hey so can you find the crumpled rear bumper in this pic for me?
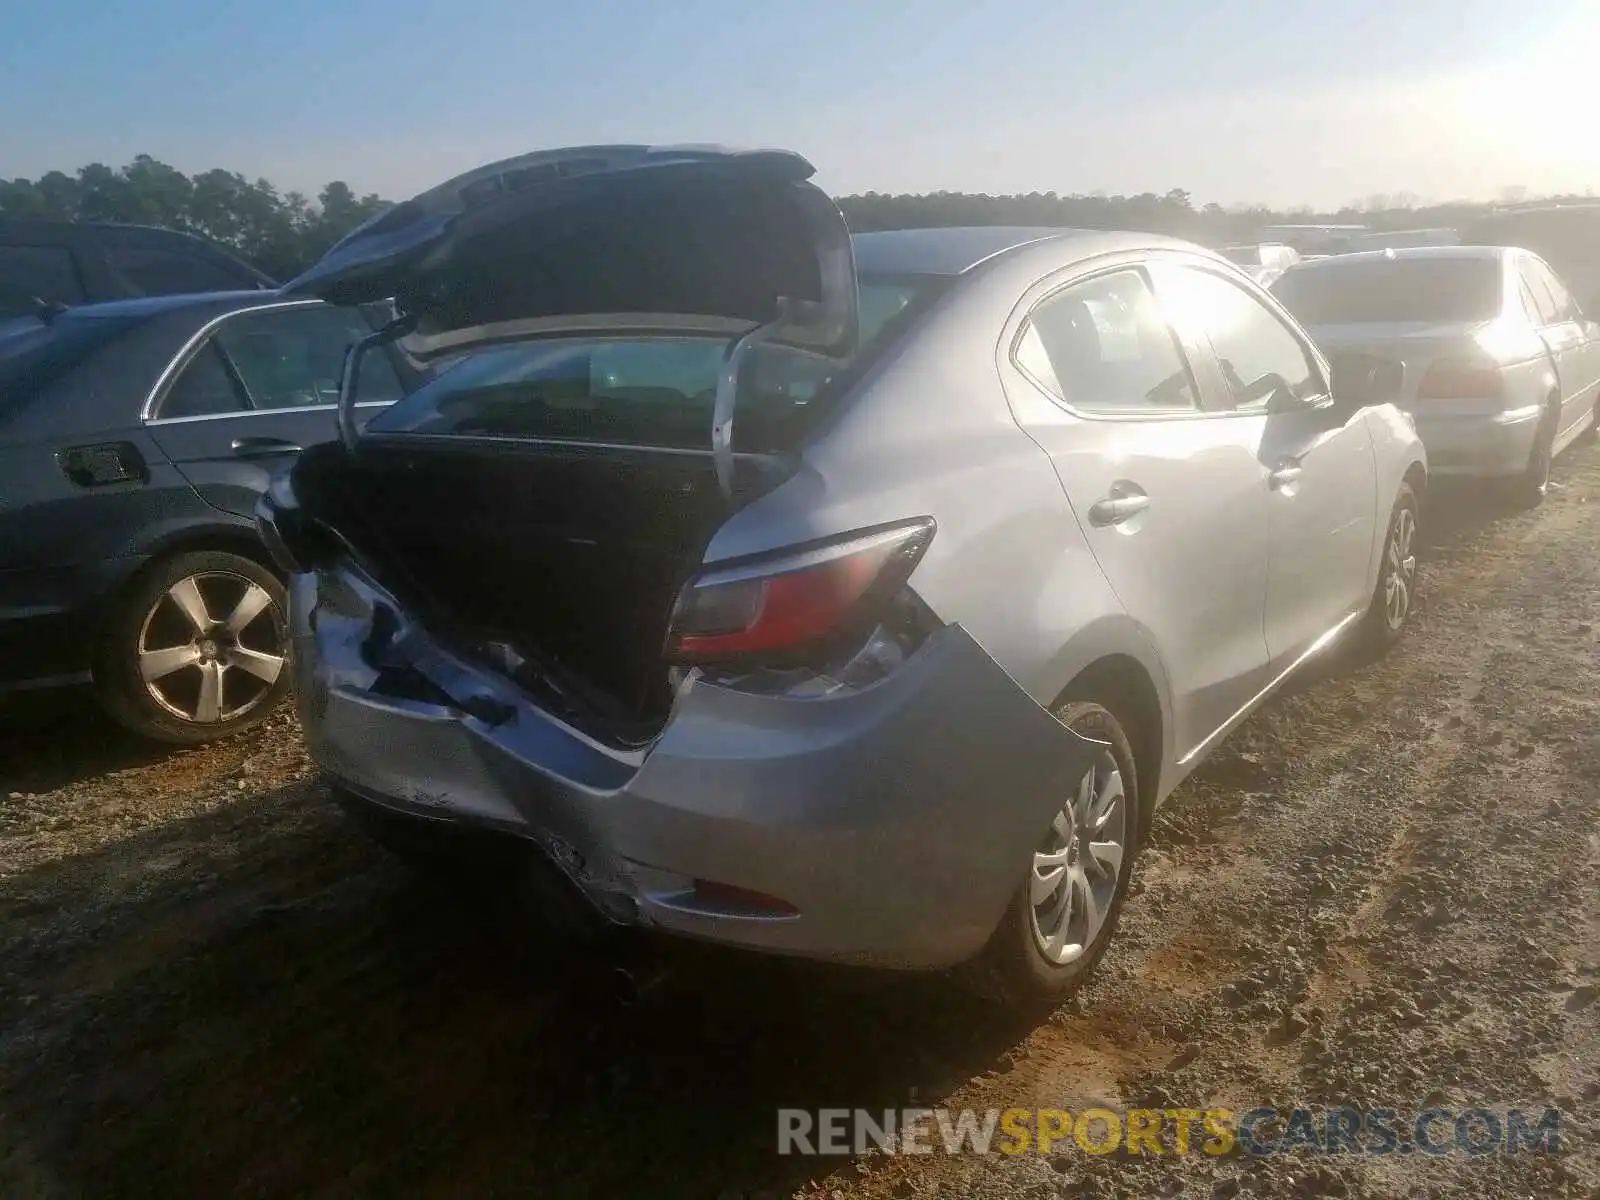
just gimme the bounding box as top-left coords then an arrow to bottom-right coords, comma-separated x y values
291,566 -> 1098,969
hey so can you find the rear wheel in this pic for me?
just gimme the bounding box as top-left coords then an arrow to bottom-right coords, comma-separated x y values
1509,405 -> 1559,508
1357,483 -> 1419,654
963,699 -> 1140,1007
95,550 -> 289,744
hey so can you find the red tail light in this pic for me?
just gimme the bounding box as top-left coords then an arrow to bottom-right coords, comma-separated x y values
665,519 -> 936,663
1417,357 -> 1504,400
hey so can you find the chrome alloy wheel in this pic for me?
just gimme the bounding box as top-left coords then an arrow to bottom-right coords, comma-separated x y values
137,571 -> 286,725
1383,505 -> 1417,631
1029,745 -> 1127,965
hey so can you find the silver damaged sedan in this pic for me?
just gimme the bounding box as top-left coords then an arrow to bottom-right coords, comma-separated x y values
259,144 -> 1428,1004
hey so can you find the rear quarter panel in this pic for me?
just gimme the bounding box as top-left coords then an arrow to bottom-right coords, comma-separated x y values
701,262 -> 1179,791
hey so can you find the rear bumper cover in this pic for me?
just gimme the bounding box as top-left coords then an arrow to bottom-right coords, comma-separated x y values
1409,406 -> 1540,478
292,566 -> 1097,969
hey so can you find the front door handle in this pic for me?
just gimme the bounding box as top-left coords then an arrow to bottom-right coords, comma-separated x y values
1087,488 -> 1151,527
230,436 -> 302,458
1268,462 -> 1304,490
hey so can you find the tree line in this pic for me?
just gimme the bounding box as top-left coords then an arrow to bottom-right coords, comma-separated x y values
0,155 -> 1586,281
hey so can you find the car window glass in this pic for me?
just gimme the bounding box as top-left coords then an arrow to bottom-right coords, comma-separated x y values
1019,270 -> 1197,415
366,279 -> 941,450
0,245 -> 86,315
105,245 -> 254,296
215,307 -> 402,410
1518,279 -> 1546,325
1161,266 -> 1321,411
1519,264 -> 1561,326
161,342 -> 249,418
1530,260 -> 1577,321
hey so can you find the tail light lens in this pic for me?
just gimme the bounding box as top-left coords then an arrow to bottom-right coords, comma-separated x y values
665,518 -> 936,665
1417,356 -> 1505,400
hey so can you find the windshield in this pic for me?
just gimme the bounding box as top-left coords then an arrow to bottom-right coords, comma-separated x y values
1219,247 -> 1260,266
366,277 -> 943,450
1270,257 -> 1504,324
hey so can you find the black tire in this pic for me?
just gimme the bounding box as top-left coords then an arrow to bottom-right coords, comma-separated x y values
1509,405 -> 1559,508
95,549 -> 289,745
1357,482 -> 1421,654
962,699 -> 1142,1008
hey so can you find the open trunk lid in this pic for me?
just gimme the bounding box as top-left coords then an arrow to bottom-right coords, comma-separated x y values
269,145 -> 863,740
281,143 -> 857,363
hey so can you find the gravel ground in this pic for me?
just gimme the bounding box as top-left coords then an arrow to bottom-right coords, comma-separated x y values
1,445 -> 1597,1200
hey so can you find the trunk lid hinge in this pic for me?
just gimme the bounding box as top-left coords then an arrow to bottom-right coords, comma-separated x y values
337,311 -> 418,452
711,299 -> 799,498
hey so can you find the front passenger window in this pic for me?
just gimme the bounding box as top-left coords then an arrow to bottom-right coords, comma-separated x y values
1159,266 -> 1322,411
1017,270 -> 1198,415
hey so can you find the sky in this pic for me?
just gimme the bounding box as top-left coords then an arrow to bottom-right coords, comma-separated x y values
1,0 -> 1597,210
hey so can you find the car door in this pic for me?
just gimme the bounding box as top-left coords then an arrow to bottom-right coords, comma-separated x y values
1000,260 -> 1272,761
1152,262 -> 1379,676
144,302 -> 405,518
1524,256 -> 1600,449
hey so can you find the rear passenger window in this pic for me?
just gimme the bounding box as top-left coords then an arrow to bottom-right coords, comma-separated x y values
1016,270 -> 1198,415
215,306 -> 403,410
161,343 -> 249,418
0,245 -> 86,315
1159,267 -> 1322,411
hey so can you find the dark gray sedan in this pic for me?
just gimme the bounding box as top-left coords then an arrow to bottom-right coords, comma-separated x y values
0,292 -> 411,741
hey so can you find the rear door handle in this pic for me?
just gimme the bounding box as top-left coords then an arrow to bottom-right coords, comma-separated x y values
1087,490 -> 1151,527
1268,463 -> 1303,489
230,436 -> 302,458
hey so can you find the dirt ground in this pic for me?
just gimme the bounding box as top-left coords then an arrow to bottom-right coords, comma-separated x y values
2,447 -> 1597,1200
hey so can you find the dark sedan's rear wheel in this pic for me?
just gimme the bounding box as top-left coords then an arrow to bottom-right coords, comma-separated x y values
96,550 -> 289,745
963,699 -> 1140,1008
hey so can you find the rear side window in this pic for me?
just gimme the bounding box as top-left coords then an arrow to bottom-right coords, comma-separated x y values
1525,258 -> 1578,323
0,245 -> 87,316
105,244 -> 257,297
1015,270 -> 1198,416
215,307 -> 403,411
152,306 -> 403,419
161,343 -> 250,418
1160,266 -> 1322,411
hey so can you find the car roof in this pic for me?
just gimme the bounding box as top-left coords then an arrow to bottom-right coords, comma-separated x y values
47,289 -> 296,322
850,226 -> 1192,277
0,216 -> 221,241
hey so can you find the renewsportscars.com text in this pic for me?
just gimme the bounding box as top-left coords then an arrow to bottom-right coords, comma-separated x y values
777,1105 -> 1563,1158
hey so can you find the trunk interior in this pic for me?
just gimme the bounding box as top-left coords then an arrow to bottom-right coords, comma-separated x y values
290,437 -> 790,742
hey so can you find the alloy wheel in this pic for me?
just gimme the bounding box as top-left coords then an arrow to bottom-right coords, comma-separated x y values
1028,746 -> 1127,965
1383,506 -> 1417,631
137,571 -> 286,725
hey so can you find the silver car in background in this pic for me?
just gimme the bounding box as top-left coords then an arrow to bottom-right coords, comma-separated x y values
1218,242 -> 1301,288
260,145 -> 1426,1006
1273,246 -> 1600,504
